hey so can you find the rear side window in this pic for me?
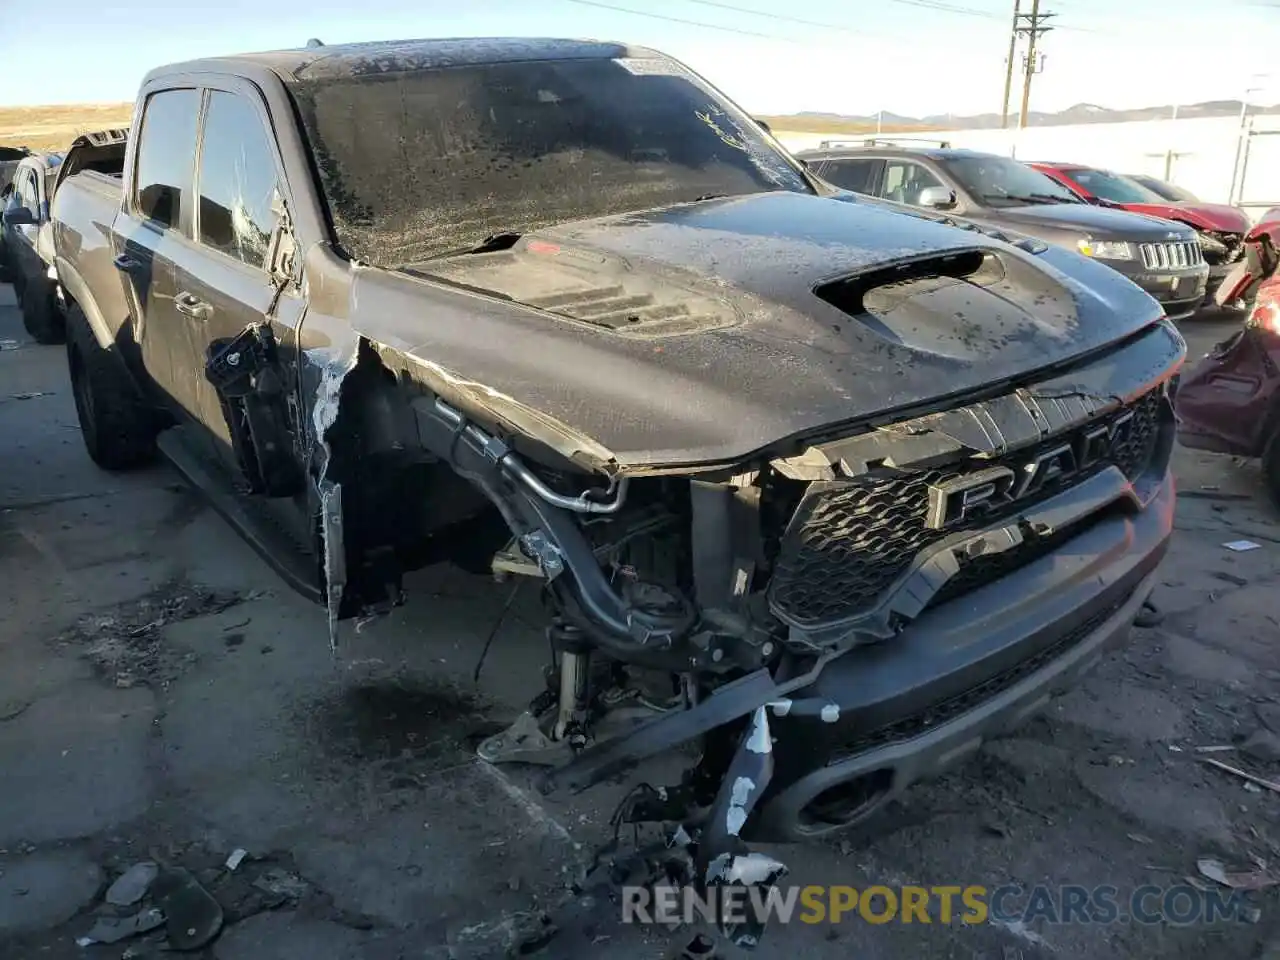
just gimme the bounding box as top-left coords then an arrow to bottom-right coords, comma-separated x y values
16,169 -> 38,210
196,91 -> 279,269
820,158 -> 883,195
133,89 -> 200,229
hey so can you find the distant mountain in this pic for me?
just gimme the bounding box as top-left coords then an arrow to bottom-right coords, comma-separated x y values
761,100 -> 1280,132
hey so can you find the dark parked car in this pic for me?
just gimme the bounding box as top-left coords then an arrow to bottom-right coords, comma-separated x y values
1,130 -> 126,343
1,152 -> 63,340
1176,219 -> 1280,505
0,145 -> 31,196
798,142 -> 1209,320
1030,162 -> 1251,299
53,39 -> 1182,948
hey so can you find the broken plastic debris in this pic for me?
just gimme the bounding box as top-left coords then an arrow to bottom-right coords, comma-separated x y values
0,339 -> 19,351
1223,540 -> 1261,552
150,866 -> 223,951
105,861 -> 159,906
1196,857 -> 1280,891
705,851 -> 788,886
1203,757 -> 1280,794
225,848 -> 248,871
8,391 -> 51,400
252,867 -> 310,900
77,907 -> 165,945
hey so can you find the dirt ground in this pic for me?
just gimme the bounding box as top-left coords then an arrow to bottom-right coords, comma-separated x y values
2,283 -> 1280,960
0,104 -> 132,153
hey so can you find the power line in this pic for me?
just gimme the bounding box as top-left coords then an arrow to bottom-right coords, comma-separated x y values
676,0 -> 899,34
687,0 -> 1002,19
561,0 -> 804,41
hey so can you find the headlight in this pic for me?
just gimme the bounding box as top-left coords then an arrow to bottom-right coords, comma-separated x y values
1077,238 -> 1135,260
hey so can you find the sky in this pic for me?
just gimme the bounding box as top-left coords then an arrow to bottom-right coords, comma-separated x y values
1,0 -> 1277,118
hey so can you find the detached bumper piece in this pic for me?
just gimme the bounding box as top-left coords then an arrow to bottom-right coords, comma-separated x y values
579,706 -> 791,952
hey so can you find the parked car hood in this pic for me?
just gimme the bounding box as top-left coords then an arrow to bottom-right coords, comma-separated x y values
986,201 -> 1195,240
1113,201 -> 1252,234
359,191 -> 1167,470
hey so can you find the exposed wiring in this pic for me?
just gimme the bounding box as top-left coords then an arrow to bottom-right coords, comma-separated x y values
472,580 -> 524,683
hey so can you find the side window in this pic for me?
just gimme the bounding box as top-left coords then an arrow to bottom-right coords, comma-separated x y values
881,161 -> 945,206
134,88 -> 201,229
197,91 -> 279,269
820,159 -> 883,195
17,170 -> 38,210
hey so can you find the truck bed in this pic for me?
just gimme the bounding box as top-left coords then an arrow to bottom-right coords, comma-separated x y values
52,170 -> 129,342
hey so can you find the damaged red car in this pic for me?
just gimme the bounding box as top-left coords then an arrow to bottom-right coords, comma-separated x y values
1030,162 -> 1252,299
1175,220 -> 1280,505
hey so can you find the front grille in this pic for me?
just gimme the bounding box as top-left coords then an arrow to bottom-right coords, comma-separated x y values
769,390 -> 1162,627
828,588 -> 1134,761
1138,240 -> 1203,270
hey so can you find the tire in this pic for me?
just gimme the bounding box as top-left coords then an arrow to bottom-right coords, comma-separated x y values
19,277 -> 64,344
66,302 -> 157,470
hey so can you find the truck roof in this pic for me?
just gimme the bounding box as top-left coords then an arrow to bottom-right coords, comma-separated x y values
145,37 -> 662,86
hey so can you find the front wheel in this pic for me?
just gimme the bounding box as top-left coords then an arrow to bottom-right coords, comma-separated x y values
66,302 -> 157,470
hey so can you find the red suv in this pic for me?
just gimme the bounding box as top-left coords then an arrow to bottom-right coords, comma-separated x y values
1175,220 -> 1280,506
1030,162 -> 1251,298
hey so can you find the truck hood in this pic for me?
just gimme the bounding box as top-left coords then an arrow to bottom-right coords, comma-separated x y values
1113,201 -> 1252,234
367,191 -> 1166,470
982,201 -> 1195,240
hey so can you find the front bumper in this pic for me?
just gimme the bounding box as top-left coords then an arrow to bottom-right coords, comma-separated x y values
751,467 -> 1174,841
1113,263 -> 1209,320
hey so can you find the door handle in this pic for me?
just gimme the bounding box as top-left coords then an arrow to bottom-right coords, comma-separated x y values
112,253 -> 142,274
174,291 -> 212,320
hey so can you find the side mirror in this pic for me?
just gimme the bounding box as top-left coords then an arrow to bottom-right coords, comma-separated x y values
2,205 -> 35,226
917,186 -> 956,210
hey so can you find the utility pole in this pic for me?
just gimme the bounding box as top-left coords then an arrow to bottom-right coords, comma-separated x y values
1015,0 -> 1055,129
1000,0 -> 1021,129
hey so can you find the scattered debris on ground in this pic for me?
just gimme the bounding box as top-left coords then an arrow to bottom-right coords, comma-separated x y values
105,861 -> 159,906
55,579 -> 260,688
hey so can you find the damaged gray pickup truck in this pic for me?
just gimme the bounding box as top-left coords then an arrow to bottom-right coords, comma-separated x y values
52,37 -> 1184,947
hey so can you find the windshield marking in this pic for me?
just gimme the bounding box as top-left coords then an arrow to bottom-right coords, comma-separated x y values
696,106 -> 749,153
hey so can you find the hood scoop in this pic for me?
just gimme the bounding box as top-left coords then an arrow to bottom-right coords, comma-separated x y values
816,248 -> 1081,361
410,238 -> 742,338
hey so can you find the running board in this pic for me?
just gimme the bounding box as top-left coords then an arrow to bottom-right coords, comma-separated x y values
157,428 -> 323,605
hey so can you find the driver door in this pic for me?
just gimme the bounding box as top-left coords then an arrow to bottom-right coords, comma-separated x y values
8,167 -> 41,281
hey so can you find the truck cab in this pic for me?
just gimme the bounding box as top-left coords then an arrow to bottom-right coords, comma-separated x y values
51,41 -> 1184,949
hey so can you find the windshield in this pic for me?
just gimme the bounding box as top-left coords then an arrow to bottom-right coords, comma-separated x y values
943,156 -> 1079,207
1130,175 -> 1197,203
1068,168 -> 1165,204
285,57 -> 813,266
